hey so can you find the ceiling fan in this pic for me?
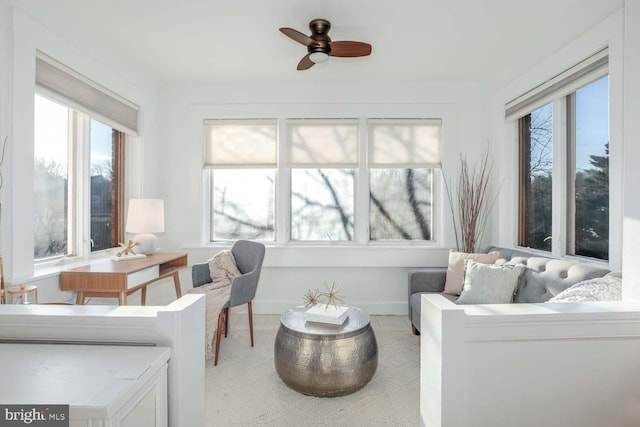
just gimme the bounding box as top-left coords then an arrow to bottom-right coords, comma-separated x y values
279,19 -> 372,70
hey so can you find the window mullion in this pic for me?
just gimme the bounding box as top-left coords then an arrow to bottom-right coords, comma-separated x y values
356,118 -> 369,244
75,113 -> 92,257
551,98 -> 568,258
66,110 -> 80,257
566,93 -> 577,256
277,119 -> 289,244
204,170 -> 213,244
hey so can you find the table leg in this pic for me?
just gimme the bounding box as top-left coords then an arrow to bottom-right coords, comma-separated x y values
141,287 -> 147,306
118,292 -> 126,305
173,271 -> 182,299
75,291 -> 85,305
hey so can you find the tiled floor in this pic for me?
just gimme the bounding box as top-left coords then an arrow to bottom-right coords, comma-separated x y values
205,311 -> 420,426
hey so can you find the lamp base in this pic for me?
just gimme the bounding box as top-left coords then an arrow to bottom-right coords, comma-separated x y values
133,233 -> 158,255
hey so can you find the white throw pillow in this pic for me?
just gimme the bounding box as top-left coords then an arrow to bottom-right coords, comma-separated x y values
456,260 -> 525,305
444,250 -> 500,295
548,276 -> 622,302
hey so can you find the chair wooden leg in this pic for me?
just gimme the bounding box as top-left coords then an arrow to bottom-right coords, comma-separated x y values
215,309 -> 224,366
248,301 -> 254,347
224,307 -> 229,338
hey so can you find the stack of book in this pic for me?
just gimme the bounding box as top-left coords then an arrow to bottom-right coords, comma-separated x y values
305,304 -> 349,325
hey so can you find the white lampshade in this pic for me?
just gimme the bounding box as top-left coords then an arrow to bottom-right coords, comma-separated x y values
126,199 -> 165,254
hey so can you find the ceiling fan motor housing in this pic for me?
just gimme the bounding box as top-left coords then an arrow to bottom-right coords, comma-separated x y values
308,19 -> 332,55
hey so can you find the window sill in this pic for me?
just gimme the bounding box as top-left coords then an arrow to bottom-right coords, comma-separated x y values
32,252 -> 112,281
182,243 -> 452,268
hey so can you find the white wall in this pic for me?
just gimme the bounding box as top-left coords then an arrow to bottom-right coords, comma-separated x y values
3,2 -> 632,314
0,5 -> 160,290
156,81 -> 489,314
489,10 -> 624,271
622,1 -> 640,299
1,2 -> 493,314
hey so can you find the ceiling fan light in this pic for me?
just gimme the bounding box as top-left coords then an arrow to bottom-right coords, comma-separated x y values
309,52 -> 329,63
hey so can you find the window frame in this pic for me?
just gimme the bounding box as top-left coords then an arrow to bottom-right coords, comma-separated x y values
203,116 -> 448,247
516,76 -> 610,262
33,92 -> 126,262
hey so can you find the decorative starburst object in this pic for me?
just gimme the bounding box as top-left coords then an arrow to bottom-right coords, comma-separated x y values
116,240 -> 140,257
303,288 -> 322,308
302,281 -> 347,310
319,280 -> 345,308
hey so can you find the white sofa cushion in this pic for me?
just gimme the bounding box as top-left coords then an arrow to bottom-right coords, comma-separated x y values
456,260 -> 525,305
444,250 -> 499,295
548,276 -> 622,302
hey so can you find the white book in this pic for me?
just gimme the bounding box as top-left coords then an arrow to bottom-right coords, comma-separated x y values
305,305 -> 349,325
110,253 -> 146,261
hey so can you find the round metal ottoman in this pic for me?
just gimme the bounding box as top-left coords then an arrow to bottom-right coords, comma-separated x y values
274,306 -> 378,397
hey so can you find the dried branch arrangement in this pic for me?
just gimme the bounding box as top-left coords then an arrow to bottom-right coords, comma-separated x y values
443,151 -> 497,253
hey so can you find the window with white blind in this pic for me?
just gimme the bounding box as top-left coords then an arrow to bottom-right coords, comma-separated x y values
288,120 -> 357,241
508,48 -> 610,260
203,117 -> 442,243
368,119 -> 440,241
204,120 -> 277,241
34,53 -> 133,261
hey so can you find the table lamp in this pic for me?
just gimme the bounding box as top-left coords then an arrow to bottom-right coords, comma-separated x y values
125,199 -> 165,254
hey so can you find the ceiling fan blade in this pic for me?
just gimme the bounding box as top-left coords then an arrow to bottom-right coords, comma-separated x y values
329,41 -> 372,57
297,54 -> 315,70
279,27 -> 314,46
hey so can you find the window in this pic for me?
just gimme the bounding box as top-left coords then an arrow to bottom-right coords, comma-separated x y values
204,117 -> 442,244
288,120 -> 357,241
204,120 -> 277,241
368,119 -> 440,241
510,49 -> 609,260
34,54 -> 135,261
34,94 -> 125,259
569,76 -> 609,259
34,95 -> 69,258
519,103 -> 553,251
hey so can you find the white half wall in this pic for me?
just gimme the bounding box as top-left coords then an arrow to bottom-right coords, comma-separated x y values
0,294 -> 207,427
421,294 -> 640,427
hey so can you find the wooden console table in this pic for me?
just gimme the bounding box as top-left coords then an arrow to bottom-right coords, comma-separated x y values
60,253 -> 188,305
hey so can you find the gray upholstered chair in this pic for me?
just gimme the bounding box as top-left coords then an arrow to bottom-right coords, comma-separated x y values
191,240 -> 266,365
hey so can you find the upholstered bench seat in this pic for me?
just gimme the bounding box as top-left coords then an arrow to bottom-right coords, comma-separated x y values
408,246 -> 611,334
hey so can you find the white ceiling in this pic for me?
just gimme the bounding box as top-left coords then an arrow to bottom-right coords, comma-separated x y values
8,0 -> 622,86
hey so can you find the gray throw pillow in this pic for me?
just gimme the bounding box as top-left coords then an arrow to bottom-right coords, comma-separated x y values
456,260 -> 525,305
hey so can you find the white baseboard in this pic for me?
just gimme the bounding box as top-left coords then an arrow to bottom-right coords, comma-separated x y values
249,300 -> 407,316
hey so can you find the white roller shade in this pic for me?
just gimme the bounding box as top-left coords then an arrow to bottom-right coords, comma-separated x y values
505,48 -> 608,122
35,53 -> 139,135
287,119 -> 358,167
204,119 -> 277,167
367,119 -> 442,168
